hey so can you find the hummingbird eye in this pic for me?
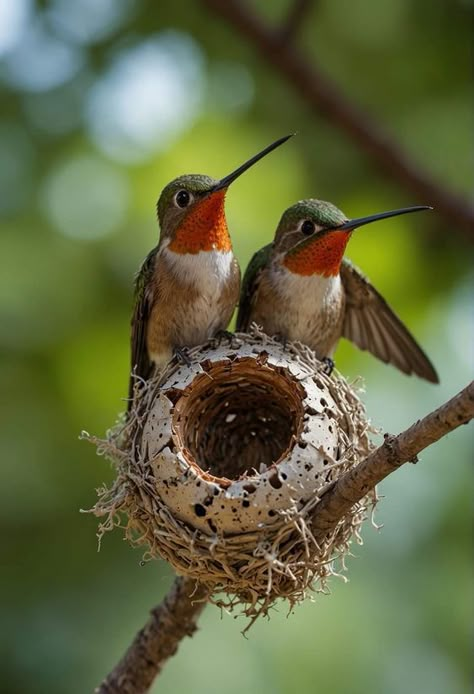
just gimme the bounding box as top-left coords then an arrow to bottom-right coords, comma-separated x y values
174,189 -> 192,208
301,220 -> 315,235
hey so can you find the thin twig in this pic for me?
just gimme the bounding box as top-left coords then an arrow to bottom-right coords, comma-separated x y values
96,577 -> 209,694
279,0 -> 314,42
311,380 -> 474,539
201,0 -> 474,240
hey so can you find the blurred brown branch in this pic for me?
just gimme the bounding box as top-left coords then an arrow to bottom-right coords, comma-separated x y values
279,0 -> 314,42
96,577 -> 209,694
201,0 -> 474,241
95,380 -> 473,694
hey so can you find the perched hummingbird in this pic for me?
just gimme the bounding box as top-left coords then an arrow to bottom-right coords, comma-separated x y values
237,200 -> 438,382
128,134 -> 293,408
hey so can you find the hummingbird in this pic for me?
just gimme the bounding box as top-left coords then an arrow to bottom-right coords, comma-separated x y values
128,134 -> 293,409
237,200 -> 438,383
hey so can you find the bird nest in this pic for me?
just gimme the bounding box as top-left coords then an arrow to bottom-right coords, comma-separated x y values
84,328 -> 377,622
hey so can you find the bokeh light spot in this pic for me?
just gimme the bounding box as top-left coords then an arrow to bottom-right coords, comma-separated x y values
47,0 -> 134,45
1,16 -> 84,92
0,0 -> 31,57
85,31 -> 205,162
42,155 -> 130,240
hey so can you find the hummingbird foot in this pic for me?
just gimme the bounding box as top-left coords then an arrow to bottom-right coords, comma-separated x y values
322,357 -> 335,376
214,329 -> 243,351
214,329 -> 235,346
174,347 -> 192,367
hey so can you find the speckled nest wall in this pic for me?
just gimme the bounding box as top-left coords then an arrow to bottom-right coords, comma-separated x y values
84,328 -> 377,621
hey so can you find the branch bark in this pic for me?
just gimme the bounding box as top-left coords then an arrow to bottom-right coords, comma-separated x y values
311,380 -> 474,539
201,0 -> 474,240
97,381 -> 473,694
279,0 -> 314,42
96,577 -> 209,694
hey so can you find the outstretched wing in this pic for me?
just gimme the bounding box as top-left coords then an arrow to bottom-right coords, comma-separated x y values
128,248 -> 158,409
236,244 -> 272,331
340,259 -> 439,383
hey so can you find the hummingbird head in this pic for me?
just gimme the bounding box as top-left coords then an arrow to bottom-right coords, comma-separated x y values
275,199 -> 432,278
157,174 -> 228,253
157,134 -> 294,255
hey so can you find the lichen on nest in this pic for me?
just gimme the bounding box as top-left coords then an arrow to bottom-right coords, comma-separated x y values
83,327 -> 377,624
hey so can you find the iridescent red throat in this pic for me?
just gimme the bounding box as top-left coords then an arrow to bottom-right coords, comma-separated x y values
283,230 -> 351,277
168,190 -> 232,254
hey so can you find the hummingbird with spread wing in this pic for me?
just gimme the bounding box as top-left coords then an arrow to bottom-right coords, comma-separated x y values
128,134 -> 293,409
237,200 -> 438,383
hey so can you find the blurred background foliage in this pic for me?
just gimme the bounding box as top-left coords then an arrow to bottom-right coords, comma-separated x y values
0,0 -> 472,692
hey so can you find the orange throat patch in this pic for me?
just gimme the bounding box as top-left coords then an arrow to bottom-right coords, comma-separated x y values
283,230 -> 351,277
168,189 -> 232,254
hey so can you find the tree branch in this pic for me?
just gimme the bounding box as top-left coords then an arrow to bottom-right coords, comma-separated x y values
96,381 -> 473,694
201,0 -> 474,240
311,380 -> 474,539
96,577 -> 209,694
279,0 -> 314,43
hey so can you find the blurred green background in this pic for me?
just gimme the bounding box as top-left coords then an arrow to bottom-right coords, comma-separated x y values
1,1 -> 472,692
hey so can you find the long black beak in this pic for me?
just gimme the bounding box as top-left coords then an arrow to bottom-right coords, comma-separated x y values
213,134 -> 295,192
337,205 -> 433,231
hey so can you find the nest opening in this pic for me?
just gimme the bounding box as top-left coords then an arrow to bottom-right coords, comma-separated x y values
171,357 -> 306,482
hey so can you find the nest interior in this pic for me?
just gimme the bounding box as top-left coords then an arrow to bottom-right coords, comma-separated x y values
87,331 -> 376,623
171,355 -> 306,481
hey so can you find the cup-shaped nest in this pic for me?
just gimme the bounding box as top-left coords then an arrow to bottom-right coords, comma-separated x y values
86,329 -> 376,621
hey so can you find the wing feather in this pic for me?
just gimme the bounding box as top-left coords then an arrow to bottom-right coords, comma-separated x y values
128,248 -> 158,409
236,244 -> 272,332
340,259 -> 438,383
